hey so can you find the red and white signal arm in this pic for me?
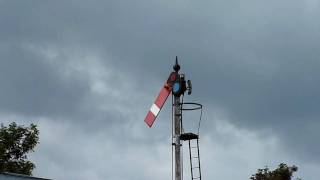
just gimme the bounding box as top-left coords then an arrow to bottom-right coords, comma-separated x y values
144,72 -> 179,127
144,84 -> 172,127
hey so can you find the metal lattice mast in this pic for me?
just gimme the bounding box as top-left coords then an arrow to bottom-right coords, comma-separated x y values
174,91 -> 182,180
173,57 -> 182,180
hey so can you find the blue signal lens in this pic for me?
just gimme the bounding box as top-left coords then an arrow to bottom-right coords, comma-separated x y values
173,82 -> 180,93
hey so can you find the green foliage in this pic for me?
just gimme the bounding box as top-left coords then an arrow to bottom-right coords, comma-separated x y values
250,163 -> 300,180
0,122 -> 39,175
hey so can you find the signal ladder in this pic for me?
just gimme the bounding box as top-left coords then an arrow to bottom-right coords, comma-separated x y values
180,133 -> 202,180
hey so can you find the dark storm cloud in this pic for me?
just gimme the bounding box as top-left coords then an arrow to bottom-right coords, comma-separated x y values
68,0 -> 320,162
83,0 -> 320,162
1,0 -> 320,175
0,44 -> 90,117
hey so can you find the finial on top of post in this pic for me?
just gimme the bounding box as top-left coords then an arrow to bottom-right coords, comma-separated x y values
173,56 -> 181,72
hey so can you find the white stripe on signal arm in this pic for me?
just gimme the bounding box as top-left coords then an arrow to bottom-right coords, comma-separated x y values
150,103 -> 160,116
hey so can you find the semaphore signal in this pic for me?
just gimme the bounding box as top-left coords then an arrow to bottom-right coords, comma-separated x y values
144,57 -> 203,180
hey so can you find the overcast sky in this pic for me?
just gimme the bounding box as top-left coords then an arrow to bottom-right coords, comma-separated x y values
1,1 -> 320,180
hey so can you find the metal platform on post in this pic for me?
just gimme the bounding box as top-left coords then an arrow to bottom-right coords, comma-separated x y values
179,102 -> 203,180
180,133 -> 199,141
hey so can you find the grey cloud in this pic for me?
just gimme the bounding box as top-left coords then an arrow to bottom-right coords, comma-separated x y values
0,44 -> 90,118
1,0 -> 320,179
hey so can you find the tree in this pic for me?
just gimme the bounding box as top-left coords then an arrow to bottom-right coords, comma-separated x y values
0,122 -> 39,175
250,163 -> 300,180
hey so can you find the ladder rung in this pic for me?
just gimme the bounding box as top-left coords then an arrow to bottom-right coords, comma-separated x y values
193,177 -> 201,179
191,147 -> 197,148
192,167 -> 200,169
192,156 -> 199,158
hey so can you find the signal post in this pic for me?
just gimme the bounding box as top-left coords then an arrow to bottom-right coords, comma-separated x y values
144,57 -> 201,180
